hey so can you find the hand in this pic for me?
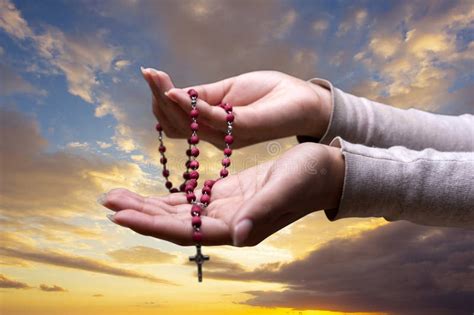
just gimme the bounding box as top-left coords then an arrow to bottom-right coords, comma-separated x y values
141,68 -> 332,149
100,143 -> 344,247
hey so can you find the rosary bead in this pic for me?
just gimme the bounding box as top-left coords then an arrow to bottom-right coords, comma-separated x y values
187,89 -> 198,98
159,145 -> 166,153
219,102 -> 226,109
186,149 -> 192,157
186,192 -> 196,202
183,172 -> 190,180
170,188 -> 179,193
191,204 -> 202,214
190,122 -> 199,131
165,181 -> 173,189
220,168 -> 229,177
185,184 -> 195,193
187,178 -> 198,188
190,108 -> 199,118
192,216 -> 202,227
204,179 -> 215,188
189,160 -> 199,169
188,135 -> 199,145
224,135 -> 234,144
192,231 -> 203,243
226,113 -> 235,122
162,169 -> 170,177
185,160 -> 191,168
200,194 -> 210,204
155,123 -> 163,132
180,183 -> 186,192
202,186 -> 212,195
189,170 -> 199,180
160,157 -> 167,164
223,148 -> 232,156
224,104 -> 233,112
222,157 -> 231,167
191,147 -> 200,157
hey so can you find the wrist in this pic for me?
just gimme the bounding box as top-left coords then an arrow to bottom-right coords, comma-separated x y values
305,81 -> 332,139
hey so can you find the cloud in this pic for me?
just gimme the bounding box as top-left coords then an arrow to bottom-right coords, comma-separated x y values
114,59 -> 131,70
107,246 -> 177,264
96,141 -> 112,149
66,141 -> 90,149
205,222 -> 474,315
0,0 -> 33,39
311,20 -> 329,35
0,274 -> 31,289
92,294 -> 104,297
0,239 -> 175,285
0,63 -> 46,96
39,284 -> 67,292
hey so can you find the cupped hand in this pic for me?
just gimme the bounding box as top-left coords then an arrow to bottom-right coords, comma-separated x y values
141,68 -> 332,149
100,143 -> 344,247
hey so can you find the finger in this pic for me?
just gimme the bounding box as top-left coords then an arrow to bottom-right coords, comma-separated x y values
229,184 -> 280,247
141,68 -> 184,137
165,87 -> 229,132
183,77 -> 234,105
111,210 -> 231,246
100,188 -> 176,215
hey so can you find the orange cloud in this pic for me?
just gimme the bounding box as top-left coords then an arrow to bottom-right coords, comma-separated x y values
0,274 -> 31,289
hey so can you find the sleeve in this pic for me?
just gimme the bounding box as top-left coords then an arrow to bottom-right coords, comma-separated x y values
297,78 -> 474,152
324,137 -> 474,229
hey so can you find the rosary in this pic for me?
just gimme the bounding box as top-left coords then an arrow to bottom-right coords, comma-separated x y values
155,88 -> 234,282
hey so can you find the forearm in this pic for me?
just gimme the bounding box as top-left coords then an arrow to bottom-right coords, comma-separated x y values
323,138 -> 474,229
303,78 -> 474,152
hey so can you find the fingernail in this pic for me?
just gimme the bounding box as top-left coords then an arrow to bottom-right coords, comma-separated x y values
149,69 -> 160,88
233,219 -> 253,247
140,66 -> 148,79
97,193 -> 107,205
106,213 -> 116,223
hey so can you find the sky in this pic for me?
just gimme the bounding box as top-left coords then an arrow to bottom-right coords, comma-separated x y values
0,0 -> 473,314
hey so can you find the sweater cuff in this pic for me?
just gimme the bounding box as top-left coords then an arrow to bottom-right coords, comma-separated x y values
323,137 -> 397,222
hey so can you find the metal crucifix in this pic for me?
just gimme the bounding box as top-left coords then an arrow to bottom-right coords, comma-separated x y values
189,245 -> 210,282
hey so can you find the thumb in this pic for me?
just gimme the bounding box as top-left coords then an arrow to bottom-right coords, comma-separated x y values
230,187 -> 275,247
165,88 -> 228,131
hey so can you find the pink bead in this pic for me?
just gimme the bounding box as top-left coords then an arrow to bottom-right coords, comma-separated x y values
200,194 -> 210,204
224,104 -> 233,112
222,157 -> 231,167
202,186 -> 211,195
191,204 -> 202,214
190,109 -> 199,118
160,157 -> 167,164
186,149 -> 192,157
191,147 -> 200,157
219,102 -> 226,109
170,188 -> 179,193
204,180 -> 215,188
192,216 -> 202,227
192,231 -> 203,243
189,160 -> 199,169
155,123 -> 163,132
226,113 -> 234,122
189,170 -> 199,180
187,179 -> 198,188
224,135 -> 234,144
165,181 -> 173,189
159,145 -> 166,153
190,122 -> 199,131
188,135 -> 199,144
187,89 -> 198,98
183,172 -> 190,180
186,192 -> 196,202
162,169 -> 170,177
220,168 -> 229,177
224,148 -> 232,156
179,183 -> 186,192
185,184 -> 194,193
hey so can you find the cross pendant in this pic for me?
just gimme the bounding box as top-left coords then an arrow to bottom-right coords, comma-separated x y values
189,245 -> 210,282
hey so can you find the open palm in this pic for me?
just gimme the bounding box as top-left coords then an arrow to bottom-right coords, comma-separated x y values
102,143 -> 343,247
142,69 -> 331,149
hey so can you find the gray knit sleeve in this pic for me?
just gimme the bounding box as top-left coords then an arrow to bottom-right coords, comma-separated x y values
298,78 -> 474,152
325,137 -> 474,229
